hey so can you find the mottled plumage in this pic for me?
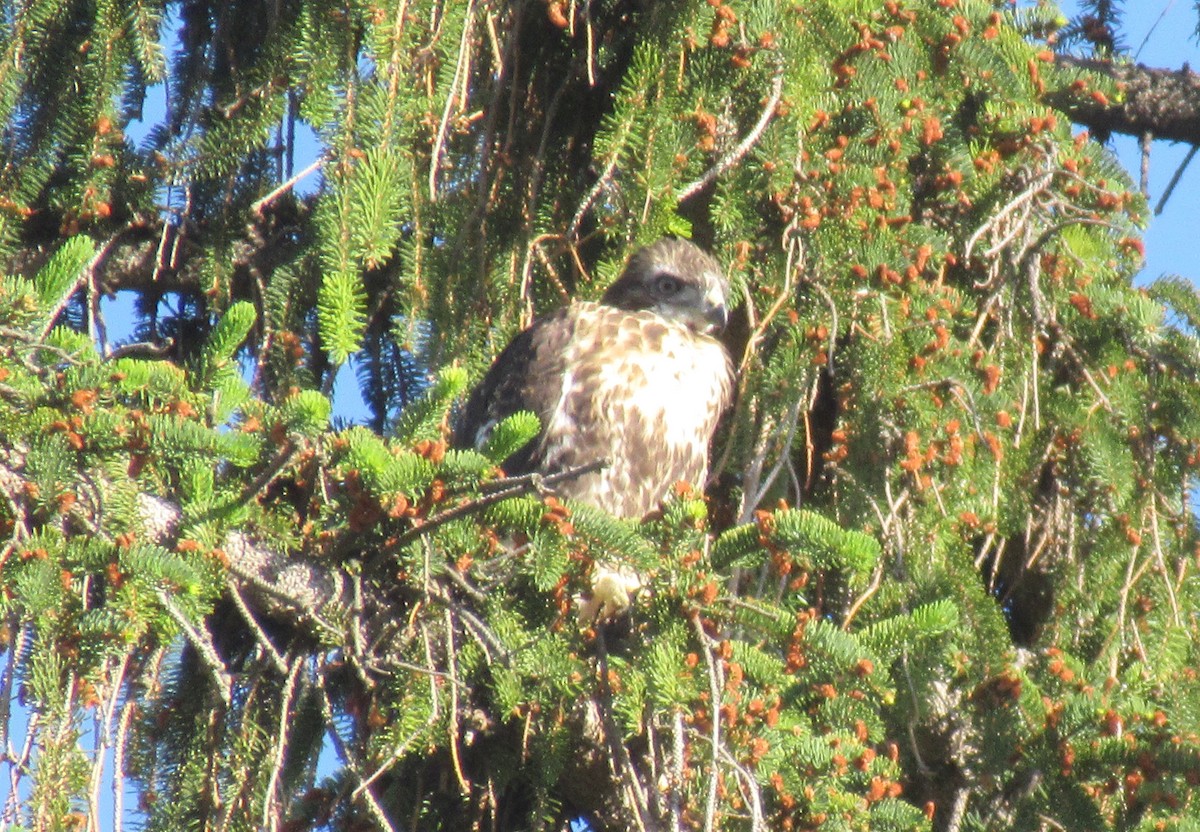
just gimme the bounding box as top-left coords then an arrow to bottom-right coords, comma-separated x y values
456,238 -> 734,519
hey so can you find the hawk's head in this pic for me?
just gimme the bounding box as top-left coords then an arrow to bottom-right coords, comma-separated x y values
601,239 -> 729,335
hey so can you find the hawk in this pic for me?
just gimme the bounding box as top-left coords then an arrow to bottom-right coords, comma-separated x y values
457,238 -> 735,522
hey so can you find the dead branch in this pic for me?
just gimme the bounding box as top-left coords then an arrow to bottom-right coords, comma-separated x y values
1051,55 -> 1200,146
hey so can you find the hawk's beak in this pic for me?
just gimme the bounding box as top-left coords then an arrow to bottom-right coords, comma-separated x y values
703,301 -> 728,333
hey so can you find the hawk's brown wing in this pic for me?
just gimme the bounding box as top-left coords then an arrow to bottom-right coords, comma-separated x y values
454,306 -> 576,476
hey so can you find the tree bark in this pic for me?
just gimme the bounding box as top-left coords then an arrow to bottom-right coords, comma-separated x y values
1051,55 -> 1200,145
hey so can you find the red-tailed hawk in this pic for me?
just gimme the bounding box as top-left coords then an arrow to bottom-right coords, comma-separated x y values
457,238 -> 734,522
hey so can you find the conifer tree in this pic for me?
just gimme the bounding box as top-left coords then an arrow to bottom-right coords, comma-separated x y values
1,1 -> 1199,831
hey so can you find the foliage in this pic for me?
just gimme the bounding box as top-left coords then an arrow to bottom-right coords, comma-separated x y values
1,1 -> 1199,831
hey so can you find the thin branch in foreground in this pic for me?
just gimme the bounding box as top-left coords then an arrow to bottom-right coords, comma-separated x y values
314,673 -> 398,832
252,155 -> 326,216
444,609 -> 471,798
594,627 -> 654,831
157,590 -> 232,707
670,709 -> 686,832
261,658 -> 303,832
355,706 -> 440,798
568,153 -> 621,241
714,743 -> 766,832
228,581 -> 288,675
87,653 -> 130,829
692,614 -> 723,832
676,66 -> 785,202
381,459 -> 608,555
234,440 -> 299,511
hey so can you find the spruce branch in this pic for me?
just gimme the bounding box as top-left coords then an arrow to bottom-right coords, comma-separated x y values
1050,55 -> 1200,145
428,0 -> 477,201
37,236 -> 116,341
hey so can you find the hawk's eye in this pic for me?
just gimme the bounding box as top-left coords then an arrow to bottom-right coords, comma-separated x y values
653,274 -> 683,296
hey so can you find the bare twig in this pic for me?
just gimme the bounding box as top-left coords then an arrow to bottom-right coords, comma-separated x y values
111,664 -> 140,832
1139,131 -> 1152,196
381,459 -> 607,555
429,0 -> 476,200
568,153 -> 621,242
1154,144 -> 1197,215
965,170 -> 1056,270
157,590 -> 232,706
3,710 -> 38,826
0,619 -> 26,760
1108,547 -> 1151,679
315,674 -> 398,832
711,743 -> 765,832
261,658 -> 303,832
745,391 -> 806,512
348,574 -> 375,689
356,706 -> 439,797
594,628 -> 654,831
87,654 -> 129,832
691,614 -> 722,832
234,441 -> 297,506
1146,495 -> 1181,627
252,155 -> 326,216
842,562 -> 884,629
228,581 -> 288,674
444,610 -> 471,797
438,563 -> 489,604
676,66 -> 785,202
105,340 -> 174,360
